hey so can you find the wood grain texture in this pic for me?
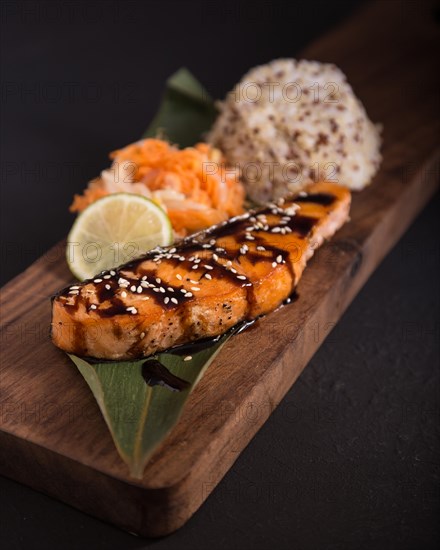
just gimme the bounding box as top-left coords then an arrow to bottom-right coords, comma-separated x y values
0,0 -> 438,537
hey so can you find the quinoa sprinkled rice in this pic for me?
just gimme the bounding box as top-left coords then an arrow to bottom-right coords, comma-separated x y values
208,58 -> 381,202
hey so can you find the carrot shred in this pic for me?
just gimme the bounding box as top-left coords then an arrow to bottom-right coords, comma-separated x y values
70,139 -> 245,235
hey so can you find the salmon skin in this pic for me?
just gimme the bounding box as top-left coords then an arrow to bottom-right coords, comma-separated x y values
52,182 -> 351,360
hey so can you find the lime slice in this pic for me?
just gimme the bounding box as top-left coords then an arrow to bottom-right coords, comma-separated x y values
66,193 -> 173,280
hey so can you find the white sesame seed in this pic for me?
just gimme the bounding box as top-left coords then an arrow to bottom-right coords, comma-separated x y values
205,273 -> 212,280
179,256 -> 185,261
90,304 -> 97,310
164,297 -> 170,305
272,227 -> 281,233
272,262 -> 277,268
156,278 -> 161,284
230,268 -> 237,274
185,292 -> 193,298
191,287 -> 200,291
213,254 -> 219,261
277,255 -> 283,263
121,291 -> 127,298
180,289 -> 187,294
176,274 -> 182,280
137,286 -> 143,293
105,284 -> 111,290
226,260 -> 232,267
184,355 -> 192,362
110,270 -> 116,276
153,288 -> 160,292
140,332 -> 145,339
69,285 -> 80,290
257,246 -> 266,251
130,285 -> 136,292
167,287 -> 174,292
159,287 -> 165,293
203,264 -> 214,270
188,256 -> 194,262
169,247 -> 176,253
94,278 -> 102,283
171,297 -> 178,305
192,265 -> 199,270
236,275 -> 247,280
190,279 -> 198,284
141,275 -> 147,280
103,274 -> 111,279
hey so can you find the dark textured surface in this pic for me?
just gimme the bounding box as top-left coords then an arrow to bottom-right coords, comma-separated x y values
1,1 -> 439,549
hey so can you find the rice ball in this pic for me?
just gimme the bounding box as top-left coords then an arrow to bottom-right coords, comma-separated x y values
208,58 -> 382,203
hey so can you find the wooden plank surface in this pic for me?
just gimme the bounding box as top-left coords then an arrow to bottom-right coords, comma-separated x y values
0,0 -> 439,537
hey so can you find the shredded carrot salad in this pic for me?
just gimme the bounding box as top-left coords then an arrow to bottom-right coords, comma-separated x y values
70,139 -> 245,236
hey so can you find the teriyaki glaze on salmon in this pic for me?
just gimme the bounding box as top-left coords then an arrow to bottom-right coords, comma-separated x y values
51,181 -> 351,360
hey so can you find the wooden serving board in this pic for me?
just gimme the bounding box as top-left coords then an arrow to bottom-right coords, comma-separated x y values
0,0 -> 438,538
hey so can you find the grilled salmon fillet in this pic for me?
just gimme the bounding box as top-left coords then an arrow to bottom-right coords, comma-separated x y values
52,181 -> 351,360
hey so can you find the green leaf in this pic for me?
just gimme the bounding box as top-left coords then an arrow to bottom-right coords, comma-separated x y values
67,328 -> 237,479
142,67 -> 217,147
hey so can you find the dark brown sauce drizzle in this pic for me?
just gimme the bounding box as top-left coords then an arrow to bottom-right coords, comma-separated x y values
288,215 -> 318,237
294,193 -> 336,206
142,360 -> 190,392
165,318 -> 256,357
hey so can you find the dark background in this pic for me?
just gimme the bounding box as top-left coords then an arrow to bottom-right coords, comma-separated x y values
1,1 -> 439,549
